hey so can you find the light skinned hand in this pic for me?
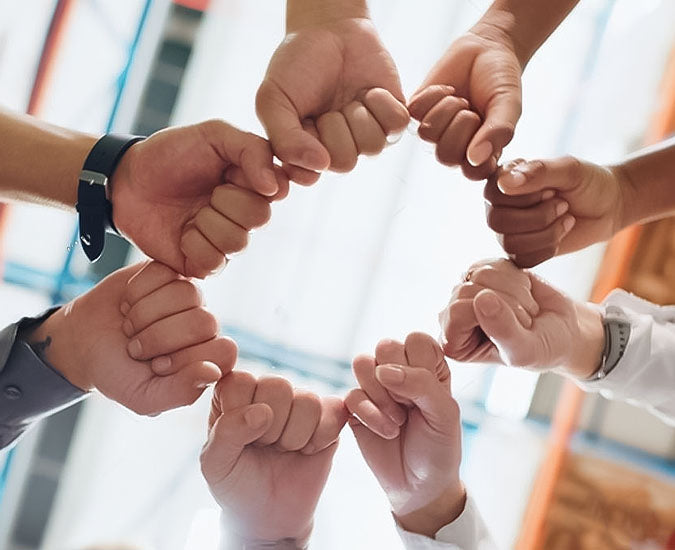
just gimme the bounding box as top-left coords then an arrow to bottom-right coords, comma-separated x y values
201,372 -> 348,546
256,16 -> 409,179
345,332 -> 466,538
110,120 -> 290,278
26,261 -> 237,416
440,259 -> 604,378
408,29 -> 522,180
486,156 -> 627,267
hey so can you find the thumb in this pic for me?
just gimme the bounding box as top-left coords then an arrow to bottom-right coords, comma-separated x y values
200,403 -> 273,483
374,365 -> 456,435
256,80 -> 330,171
466,91 -> 521,167
472,289 -> 535,367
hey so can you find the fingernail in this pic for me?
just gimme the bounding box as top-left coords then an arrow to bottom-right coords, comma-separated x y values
302,443 -> 315,455
556,201 -> 569,217
195,380 -> 211,390
375,365 -> 405,385
120,301 -> 130,315
476,293 -> 501,317
389,406 -> 408,426
244,405 -> 269,429
467,141 -> 493,167
508,170 -> 527,186
128,339 -> 142,359
152,356 -> 172,373
122,319 -> 134,337
563,215 -> 576,234
383,424 -> 401,439
542,190 -> 555,200
302,150 -> 328,171
386,132 -> 403,145
260,168 -> 279,196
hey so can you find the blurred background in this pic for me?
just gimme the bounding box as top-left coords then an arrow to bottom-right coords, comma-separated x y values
0,1 -> 674,549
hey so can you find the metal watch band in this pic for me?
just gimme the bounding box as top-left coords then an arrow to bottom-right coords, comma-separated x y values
76,134 -> 144,262
587,305 -> 631,381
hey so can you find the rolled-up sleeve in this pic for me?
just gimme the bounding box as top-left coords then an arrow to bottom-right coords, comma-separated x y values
396,495 -> 498,550
575,290 -> 675,426
0,308 -> 87,450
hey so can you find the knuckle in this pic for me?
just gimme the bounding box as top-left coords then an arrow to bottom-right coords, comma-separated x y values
295,392 -> 321,415
248,200 -> 272,228
211,185 -> 229,208
436,144 -> 460,166
191,308 -> 219,339
259,375 -> 293,398
470,266 -> 492,285
563,155 -> 583,179
485,206 -> 505,231
500,234 -> 520,254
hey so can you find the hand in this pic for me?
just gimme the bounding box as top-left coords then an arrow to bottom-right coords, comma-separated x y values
439,259 -> 604,378
201,372 -> 348,546
408,28 -> 522,180
111,120 -> 290,278
485,156 -> 628,267
256,15 -> 409,178
28,261 -> 236,415
345,332 -> 466,537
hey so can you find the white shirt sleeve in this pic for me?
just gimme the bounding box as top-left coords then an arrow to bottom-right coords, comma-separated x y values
396,495 -> 498,550
575,289 -> 675,426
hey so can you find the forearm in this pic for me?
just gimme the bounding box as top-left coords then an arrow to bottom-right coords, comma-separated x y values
396,483 -> 467,539
286,0 -> 368,32
474,0 -> 580,67
575,290 -> 675,425
615,136 -> 675,229
0,107 -> 96,209
0,310 -> 87,450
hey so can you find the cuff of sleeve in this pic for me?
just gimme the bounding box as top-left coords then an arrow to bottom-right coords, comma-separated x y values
574,290 -> 675,399
0,309 -> 87,449
396,495 -> 486,550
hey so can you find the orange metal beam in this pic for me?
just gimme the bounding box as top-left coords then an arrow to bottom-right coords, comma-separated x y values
516,45 -> 675,550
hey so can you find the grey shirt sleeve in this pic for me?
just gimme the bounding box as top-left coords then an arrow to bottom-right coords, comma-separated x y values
0,308 -> 87,450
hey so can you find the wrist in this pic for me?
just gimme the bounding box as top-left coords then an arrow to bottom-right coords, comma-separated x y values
563,303 -> 605,379
223,516 -> 312,550
470,11 -> 529,69
395,482 -> 467,539
286,0 -> 368,32
609,161 -> 639,231
22,305 -> 93,391
108,144 -> 136,239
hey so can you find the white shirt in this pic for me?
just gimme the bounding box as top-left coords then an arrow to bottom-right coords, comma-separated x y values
398,289 -> 675,549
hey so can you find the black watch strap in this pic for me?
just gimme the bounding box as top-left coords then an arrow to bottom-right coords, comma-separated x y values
76,134 -> 144,262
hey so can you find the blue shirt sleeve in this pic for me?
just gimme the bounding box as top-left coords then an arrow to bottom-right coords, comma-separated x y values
0,308 -> 87,450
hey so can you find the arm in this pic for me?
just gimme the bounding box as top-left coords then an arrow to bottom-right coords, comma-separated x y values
0,260 -> 236,449
345,332 -> 497,549
442,260 -> 675,425
576,290 -> 675,426
616,136 -> 675,227
0,108 -> 286,277
409,0 -> 580,179
256,0 -> 408,179
477,0 -> 581,69
0,309 -> 86,450
0,107 -> 95,208
286,0 -> 368,30
200,372 -> 348,548
486,137 -> 675,267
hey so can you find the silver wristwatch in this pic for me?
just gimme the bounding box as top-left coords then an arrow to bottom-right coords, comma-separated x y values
586,304 -> 631,381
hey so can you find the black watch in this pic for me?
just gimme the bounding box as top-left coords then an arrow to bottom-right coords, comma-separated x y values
76,134 -> 145,262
